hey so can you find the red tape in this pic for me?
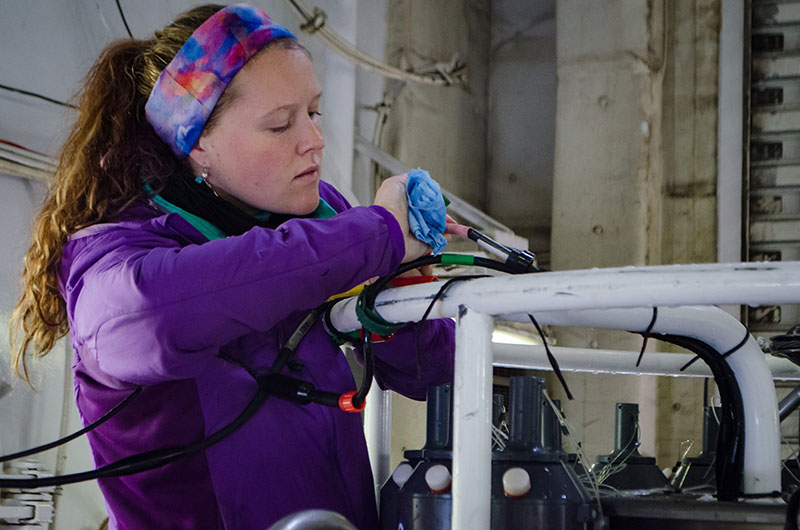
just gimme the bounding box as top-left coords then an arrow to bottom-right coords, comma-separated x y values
387,275 -> 438,287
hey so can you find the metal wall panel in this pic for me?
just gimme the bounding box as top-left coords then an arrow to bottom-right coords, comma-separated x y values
749,1 -> 800,335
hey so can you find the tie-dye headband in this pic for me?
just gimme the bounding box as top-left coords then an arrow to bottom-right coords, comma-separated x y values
145,4 -> 295,158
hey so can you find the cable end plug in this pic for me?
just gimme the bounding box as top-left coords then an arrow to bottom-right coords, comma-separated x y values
505,249 -> 538,273
339,392 -> 366,413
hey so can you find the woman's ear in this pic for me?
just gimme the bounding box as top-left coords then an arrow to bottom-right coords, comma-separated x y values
187,141 -> 207,175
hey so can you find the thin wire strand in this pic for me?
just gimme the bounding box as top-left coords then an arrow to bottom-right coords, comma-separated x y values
528,314 -> 573,399
543,389 -> 603,519
116,0 -> 133,38
0,83 -> 76,109
283,0 -> 462,85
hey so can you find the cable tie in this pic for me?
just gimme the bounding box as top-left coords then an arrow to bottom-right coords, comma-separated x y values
300,7 -> 327,34
679,329 -> 750,371
635,307 -> 658,367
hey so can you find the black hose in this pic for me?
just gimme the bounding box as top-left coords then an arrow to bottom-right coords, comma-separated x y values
0,387 -> 143,463
648,333 -> 745,501
0,387 -> 270,488
786,487 -> 800,530
352,333 -> 374,408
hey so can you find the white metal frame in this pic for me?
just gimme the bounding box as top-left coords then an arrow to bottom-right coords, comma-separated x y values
493,343 -> 800,380
330,262 -> 800,526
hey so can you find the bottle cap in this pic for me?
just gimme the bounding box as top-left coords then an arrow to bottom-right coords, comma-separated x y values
391,462 -> 414,488
424,464 -> 451,494
502,467 -> 531,498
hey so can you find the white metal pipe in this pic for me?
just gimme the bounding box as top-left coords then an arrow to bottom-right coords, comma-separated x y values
329,262 -> 800,332
451,306 -> 493,529
327,264 -> 799,496
364,386 -> 392,506
493,343 -> 800,380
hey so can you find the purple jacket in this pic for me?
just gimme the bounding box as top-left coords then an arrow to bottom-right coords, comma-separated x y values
59,181 -> 454,529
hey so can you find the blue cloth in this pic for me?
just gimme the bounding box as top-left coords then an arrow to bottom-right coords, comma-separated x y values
406,168 -> 448,255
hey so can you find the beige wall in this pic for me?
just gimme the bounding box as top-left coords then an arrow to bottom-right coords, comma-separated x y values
381,0 -> 492,471
378,0 -> 724,475
550,0 -> 721,467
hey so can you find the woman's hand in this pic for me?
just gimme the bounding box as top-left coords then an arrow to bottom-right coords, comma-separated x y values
373,174 -> 431,263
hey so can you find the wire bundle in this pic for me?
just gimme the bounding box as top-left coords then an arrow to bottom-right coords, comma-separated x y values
771,325 -> 800,366
284,0 -> 464,86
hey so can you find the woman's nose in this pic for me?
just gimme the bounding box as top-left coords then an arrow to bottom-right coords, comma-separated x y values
297,114 -> 325,155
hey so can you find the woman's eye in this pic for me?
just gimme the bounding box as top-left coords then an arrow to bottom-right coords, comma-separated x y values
269,123 -> 291,133
309,111 -> 322,119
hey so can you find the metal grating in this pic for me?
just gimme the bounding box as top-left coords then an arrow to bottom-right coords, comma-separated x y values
749,1 -> 800,336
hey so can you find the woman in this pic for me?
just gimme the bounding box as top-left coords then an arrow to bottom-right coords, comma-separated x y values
9,4 -> 454,529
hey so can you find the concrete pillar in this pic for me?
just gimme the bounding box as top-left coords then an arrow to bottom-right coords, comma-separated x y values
549,1 -> 720,467
487,0 -> 557,257
383,0 -> 491,209
381,0 -> 492,471
654,0 -> 720,466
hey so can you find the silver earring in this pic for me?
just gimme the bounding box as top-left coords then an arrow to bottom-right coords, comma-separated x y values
195,166 -> 209,185
196,166 -> 219,197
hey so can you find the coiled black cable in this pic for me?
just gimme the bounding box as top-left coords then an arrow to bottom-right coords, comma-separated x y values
0,306 -> 331,489
644,333 -> 746,501
0,387 -> 142,464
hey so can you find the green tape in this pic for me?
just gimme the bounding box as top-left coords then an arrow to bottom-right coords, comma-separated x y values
355,293 -> 404,338
441,254 -> 474,266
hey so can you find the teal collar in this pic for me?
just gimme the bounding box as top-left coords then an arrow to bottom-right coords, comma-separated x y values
150,191 -> 337,241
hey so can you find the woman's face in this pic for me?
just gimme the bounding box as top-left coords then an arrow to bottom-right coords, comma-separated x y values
190,46 -> 325,216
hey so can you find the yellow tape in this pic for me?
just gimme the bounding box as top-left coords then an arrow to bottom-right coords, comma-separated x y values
327,283 -> 366,301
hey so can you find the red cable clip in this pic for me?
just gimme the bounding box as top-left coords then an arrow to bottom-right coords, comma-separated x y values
359,329 -> 394,343
339,391 -> 366,413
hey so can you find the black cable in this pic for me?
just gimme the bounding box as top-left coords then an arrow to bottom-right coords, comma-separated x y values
650,333 -> 746,501
0,387 -> 142,463
355,252 -> 545,385
353,333 -> 374,408
0,83 -> 77,109
356,254 -> 567,400
786,486 -> 800,530
679,330 -> 750,372
0,308 -> 331,488
635,307 -> 658,367
413,275 -> 488,378
771,325 -> 800,366
116,0 -> 134,38
0,385 -> 269,488
528,314 -> 573,400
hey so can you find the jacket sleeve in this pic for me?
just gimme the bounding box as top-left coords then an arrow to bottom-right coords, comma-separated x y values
368,318 -> 455,400
63,204 -> 404,385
